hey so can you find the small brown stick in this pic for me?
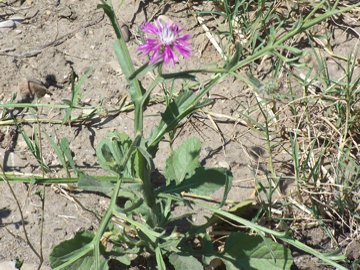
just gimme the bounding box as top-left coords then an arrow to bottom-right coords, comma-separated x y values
206,112 -> 226,155
54,185 -> 101,221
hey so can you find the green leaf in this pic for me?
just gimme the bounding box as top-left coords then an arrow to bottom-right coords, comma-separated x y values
161,71 -> 197,81
165,137 -> 201,184
147,90 -> 213,155
133,149 -> 155,212
228,232 -> 292,269
225,42 -> 242,71
50,231 -> 108,270
160,167 -> 232,197
169,254 -> 203,270
99,1 -> 145,107
96,131 -> 133,176
205,232 -> 293,270
60,138 -> 78,175
188,168 -> 232,196
78,173 -> 115,194
113,255 -> 132,266
64,68 -> 92,123
113,40 -> 144,103
21,129 -> 49,172
71,256 -> 108,270
46,134 -> 68,173
72,68 -> 92,107
21,129 -> 37,155
129,61 -> 158,81
221,166 -> 232,206
155,247 -> 166,270
112,211 -> 161,244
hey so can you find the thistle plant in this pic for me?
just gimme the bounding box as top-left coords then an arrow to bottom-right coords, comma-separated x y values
44,1 -> 359,270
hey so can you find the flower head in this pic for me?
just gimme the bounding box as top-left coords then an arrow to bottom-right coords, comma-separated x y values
138,17 -> 191,65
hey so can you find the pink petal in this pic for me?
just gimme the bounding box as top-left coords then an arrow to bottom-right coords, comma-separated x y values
174,43 -> 191,58
138,39 -> 161,53
149,49 -> 162,64
163,46 -> 178,65
177,34 -> 191,42
141,22 -> 160,34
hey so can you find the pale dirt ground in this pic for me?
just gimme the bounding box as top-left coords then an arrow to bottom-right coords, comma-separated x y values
0,0 -> 359,269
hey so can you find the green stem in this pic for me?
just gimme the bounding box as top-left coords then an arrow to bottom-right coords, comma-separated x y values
101,0 -> 159,226
0,103 -> 70,109
93,178 -> 123,268
91,132 -> 142,267
2,174 -> 139,184
134,104 -> 143,135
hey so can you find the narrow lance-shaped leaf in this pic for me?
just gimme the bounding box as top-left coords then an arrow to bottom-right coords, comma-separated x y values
46,134 -> 69,174
147,90 -> 213,155
99,1 -> 144,107
155,247 -> 166,270
60,138 -> 79,176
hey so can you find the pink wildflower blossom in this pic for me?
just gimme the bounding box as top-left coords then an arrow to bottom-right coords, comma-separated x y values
138,18 -> 191,65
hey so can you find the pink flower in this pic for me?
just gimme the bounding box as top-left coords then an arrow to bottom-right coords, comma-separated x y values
138,18 -> 191,65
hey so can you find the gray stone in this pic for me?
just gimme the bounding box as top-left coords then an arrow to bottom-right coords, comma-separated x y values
0,261 -> 51,270
0,20 -> 15,29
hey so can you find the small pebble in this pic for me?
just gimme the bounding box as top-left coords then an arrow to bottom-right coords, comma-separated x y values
0,20 -> 15,29
59,6 -> 72,18
121,24 -> 131,42
218,161 -> 230,170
